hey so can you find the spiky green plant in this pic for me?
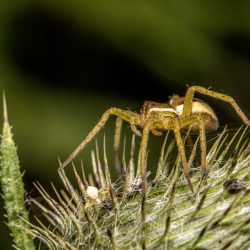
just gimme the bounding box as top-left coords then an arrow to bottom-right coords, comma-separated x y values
1,95 -> 249,249
0,95 -> 35,249
25,125 -> 250,250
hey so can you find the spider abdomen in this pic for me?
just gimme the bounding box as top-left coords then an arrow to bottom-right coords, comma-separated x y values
176,101 -> 219,132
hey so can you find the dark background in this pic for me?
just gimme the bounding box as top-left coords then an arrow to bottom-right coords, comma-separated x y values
1,1 -> 250,249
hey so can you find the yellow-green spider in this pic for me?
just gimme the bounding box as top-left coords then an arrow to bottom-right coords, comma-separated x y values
60,86 -> 250,193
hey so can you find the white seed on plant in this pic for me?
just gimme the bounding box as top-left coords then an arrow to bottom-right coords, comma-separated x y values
86,186 -> 99,200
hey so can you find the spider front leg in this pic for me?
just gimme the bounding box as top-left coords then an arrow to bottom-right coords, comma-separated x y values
60,108 -> 140,169
182,85 -> 250,126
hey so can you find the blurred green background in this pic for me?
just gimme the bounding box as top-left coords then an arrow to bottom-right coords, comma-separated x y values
1,1 -> 250,249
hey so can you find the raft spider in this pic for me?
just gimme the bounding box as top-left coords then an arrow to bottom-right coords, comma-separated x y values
60,86 -> 250,193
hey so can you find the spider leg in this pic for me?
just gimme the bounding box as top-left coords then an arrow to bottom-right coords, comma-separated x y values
114,118 -> 142,156
114,117 -> 123,153
151,129 -> 163,136
60,108 -> 140,169
182,86 -> 250,126
173,119 -> 194,193
139,122 -> 152,178
139,121 -> 152,224
114,117 -> 123,175
114,118 -> 142,174
180,115 -> 206,175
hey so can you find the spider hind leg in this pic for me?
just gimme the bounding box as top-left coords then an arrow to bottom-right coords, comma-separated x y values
183,86 -> 250,127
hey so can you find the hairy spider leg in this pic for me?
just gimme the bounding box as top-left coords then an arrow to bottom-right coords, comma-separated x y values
182,86 -> 250,126
113,117 -> 142,174
180,115 -> 206,175
114,117 -> 123,174
60,108 -> 140,169
139,121 -> 152,225
114,117 -> 123,154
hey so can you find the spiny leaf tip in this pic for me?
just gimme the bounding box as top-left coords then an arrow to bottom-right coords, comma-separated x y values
3,91 -> 9,125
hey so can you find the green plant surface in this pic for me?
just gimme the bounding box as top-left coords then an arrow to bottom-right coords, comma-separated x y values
0,95 -> 35,250
28,126 -> 250,249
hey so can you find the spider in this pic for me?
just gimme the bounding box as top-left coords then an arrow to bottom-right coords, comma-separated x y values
60,86 -> 250,193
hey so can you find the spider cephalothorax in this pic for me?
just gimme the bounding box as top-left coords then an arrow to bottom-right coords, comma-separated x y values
60,86 -> 250,194
140,97 -> 219,133
139,101 -> 177,133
